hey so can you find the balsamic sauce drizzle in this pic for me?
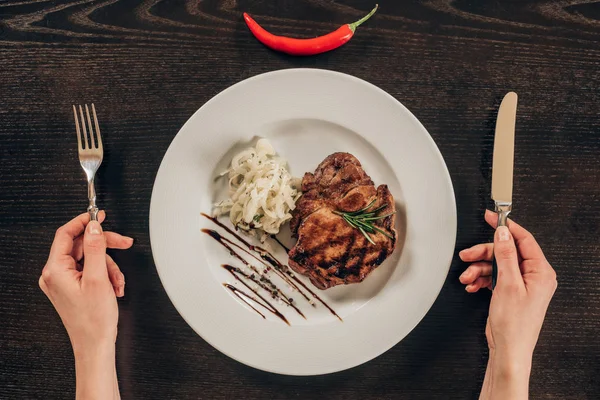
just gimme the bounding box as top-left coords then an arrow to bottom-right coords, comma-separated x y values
201,213 -> 342,323
202,214 -> 312,303
223,284 -> 266,320
202,228 -> 312,304
271,236 -> 291,253
202,229 -> 305,319
223,266 -> 290,325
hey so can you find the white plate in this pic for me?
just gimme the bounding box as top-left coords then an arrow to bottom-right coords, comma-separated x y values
150,69 -> 456,376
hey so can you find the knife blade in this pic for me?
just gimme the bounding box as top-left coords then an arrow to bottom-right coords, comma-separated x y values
491,92 -> 518,289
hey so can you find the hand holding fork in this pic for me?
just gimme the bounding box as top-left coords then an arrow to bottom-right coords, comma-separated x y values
35,105 -> 133,398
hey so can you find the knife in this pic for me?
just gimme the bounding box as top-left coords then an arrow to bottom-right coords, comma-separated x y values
491,92 -> 518,289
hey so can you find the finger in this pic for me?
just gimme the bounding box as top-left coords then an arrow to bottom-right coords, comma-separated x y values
459,261 -> 493,284
106,255 -> 125,297
465,276 -> 493,293
82,221 -> 109,283
105,232 -> 134,249
493,226 -> 525,290
73,231 -> 134,261
485,210 -> 545,261
459,243 -> 494,262
49,211 -> 106,261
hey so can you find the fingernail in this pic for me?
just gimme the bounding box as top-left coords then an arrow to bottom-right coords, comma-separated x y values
88,221 -> 102,235
459,248 -> 471,258
460,270 -> 469,280
125,236 -> 134,244
497,226 -> 510,242
465,284 -> 473,292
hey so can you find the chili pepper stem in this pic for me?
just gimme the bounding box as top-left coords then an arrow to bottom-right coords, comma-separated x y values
348,4 -> 378,32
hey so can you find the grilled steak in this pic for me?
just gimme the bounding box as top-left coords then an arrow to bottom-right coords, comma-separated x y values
288,153 -> 396,289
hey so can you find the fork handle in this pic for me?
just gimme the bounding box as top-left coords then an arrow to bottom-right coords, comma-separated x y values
87,179 -> 99,221
88,205 -> 99,221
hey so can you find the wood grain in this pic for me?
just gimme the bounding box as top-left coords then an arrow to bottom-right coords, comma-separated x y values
1,0 -> 599,398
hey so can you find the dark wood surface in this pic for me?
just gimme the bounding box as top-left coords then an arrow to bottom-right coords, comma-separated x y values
1,0 -> 599,398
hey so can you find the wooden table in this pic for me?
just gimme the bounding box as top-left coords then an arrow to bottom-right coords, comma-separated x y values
1,1 -> 598,398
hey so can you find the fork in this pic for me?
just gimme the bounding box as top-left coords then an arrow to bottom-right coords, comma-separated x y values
73,104 -> 103,221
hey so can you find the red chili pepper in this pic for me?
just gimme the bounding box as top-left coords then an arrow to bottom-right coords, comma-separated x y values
243,5 -> 378,56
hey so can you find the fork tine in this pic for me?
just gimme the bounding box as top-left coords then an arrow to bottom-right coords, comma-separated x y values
78,105 -> 89,149
85,104 -> 96,149
91,104 -> 102,151
73,105 -> 82,150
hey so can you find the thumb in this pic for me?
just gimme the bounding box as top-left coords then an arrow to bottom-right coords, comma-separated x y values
494,226 -> 523,289
82,220 -> 108,282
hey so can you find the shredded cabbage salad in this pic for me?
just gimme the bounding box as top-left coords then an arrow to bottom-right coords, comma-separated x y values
214,139 -> 301,241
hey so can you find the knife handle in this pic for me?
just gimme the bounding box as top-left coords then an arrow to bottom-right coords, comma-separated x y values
492,256 -> 498,289
492,203 -> 512,290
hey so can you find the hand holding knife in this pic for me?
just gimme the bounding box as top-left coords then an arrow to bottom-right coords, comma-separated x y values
461,91 -> 558,400
491,92 -> 518,289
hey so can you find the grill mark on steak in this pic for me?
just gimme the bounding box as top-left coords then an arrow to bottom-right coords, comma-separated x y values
288,153 -> 397,289
339,233 -> 356,267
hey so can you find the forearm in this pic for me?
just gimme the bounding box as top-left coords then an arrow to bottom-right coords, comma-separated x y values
74,342 -> 119,400
113,364 -> 121,400
481,351 -> 532,400
479,356 -> 494,400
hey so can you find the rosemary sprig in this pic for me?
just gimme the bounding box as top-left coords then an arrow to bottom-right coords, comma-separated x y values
333,200 -> 396,244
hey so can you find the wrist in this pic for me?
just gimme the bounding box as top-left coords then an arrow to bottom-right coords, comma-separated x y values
490,349 -> 532,378
73,338 -> 115,362
487,351 -> 531,400
73,340 -> 117,400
